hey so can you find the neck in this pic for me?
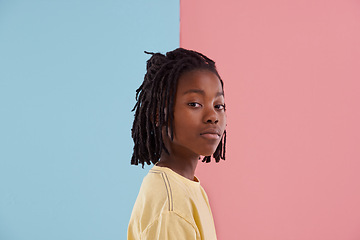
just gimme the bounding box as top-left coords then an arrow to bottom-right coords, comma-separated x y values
157,151 -> 199,181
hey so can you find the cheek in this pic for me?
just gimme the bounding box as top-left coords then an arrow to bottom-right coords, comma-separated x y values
219,112 -> 227,124
173,117 -> 194,134
173,113 -> 199,138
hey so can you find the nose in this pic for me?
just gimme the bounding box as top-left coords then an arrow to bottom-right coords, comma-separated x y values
207,118 -> 219,124
204,107 -> 219,124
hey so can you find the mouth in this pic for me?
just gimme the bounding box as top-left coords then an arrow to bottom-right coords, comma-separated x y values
200,129 -> 221,140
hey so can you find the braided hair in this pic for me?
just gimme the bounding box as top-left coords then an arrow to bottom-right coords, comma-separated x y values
131,48 -> 226,167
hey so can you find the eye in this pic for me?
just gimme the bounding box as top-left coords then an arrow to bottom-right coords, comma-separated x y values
215,104 -> 226,111
188,102 -> 202,108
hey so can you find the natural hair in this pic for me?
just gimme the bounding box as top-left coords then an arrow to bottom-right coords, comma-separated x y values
131,48 -> 226,167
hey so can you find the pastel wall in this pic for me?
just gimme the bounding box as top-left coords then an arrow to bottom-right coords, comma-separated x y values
181,0 -> 360,239
0,1 -> 178,239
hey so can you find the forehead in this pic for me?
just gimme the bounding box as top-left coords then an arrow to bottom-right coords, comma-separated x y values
176,70 -> 223,94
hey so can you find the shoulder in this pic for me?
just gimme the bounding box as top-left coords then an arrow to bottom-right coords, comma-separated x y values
128,166 -> 197,237
136,167 -> 193,212
138,168 -> 173,208
129,167 -> 177,225
141,210 -> 200,239
128,166 -> 209,238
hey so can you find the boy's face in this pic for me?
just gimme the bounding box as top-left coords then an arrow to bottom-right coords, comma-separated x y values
165,69 -> 226,158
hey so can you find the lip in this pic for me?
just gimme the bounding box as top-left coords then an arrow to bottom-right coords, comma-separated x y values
200,128 -> 221,140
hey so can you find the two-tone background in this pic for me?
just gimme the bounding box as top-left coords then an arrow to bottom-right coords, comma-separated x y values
1,0 -> 359,239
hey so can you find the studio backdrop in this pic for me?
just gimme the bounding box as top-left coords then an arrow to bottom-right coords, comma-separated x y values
1,0 -> 359,240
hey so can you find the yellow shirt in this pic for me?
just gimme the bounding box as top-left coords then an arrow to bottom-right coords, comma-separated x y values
128,165 -> 217,240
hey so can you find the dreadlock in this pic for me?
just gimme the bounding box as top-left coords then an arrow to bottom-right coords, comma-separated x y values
131,48 -> 226,167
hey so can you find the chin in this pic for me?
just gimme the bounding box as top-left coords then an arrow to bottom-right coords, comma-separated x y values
198,148 -> 218,157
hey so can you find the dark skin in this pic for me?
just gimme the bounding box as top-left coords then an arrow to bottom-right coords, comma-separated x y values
156,70 -> 226,181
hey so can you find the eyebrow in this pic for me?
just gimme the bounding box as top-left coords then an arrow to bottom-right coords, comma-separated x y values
182,89 -> 224,97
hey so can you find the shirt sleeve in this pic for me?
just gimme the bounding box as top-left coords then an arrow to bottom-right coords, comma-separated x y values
141,211 -> 200,240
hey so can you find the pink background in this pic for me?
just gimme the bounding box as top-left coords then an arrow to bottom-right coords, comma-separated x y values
181,0 -> 360,239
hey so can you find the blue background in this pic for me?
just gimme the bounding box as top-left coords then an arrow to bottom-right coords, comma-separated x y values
0,0 -> 179,239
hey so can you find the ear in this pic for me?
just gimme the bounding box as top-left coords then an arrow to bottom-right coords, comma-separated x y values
163,107 -> 167,119
155,107 -> 167,127
155,112 -> 159,127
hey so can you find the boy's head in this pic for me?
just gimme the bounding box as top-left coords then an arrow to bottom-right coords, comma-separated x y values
131,48 -> 226,167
